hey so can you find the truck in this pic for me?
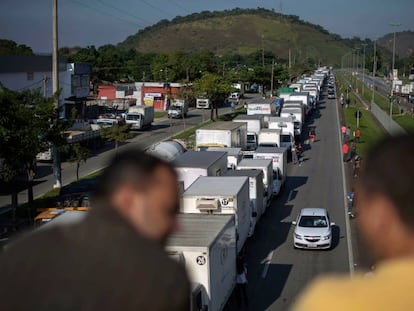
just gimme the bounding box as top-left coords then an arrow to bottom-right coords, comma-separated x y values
166,214 -> 236,311
253,147 -> 288,196
278,87 -> 295,102
232,115 -> 265,151
206,147 -> 243,169
146,141 -> 186,162
196,122 -> 247,151
280,107 -> 303,137
196,96 -> 211,109
283,101 -> 306,120
288,92 -> 311,115
247,99 -> 277,116
182,176 -> 251,254
224,169 -> 265,236
125,105 -> 154,130
168,99 -> 189,118
173,151 -> 228,190
268,116 -> 295,150
237,159 -> 273,210
258,129 -> 281,148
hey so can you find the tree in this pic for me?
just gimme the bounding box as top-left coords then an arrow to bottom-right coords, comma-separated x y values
193,73 -> 233,120
101,124 -> 129,151
68,143 -> 90,181
0,86 -> 56,212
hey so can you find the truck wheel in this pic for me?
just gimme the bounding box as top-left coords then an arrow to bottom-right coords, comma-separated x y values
184,113 -> 187,118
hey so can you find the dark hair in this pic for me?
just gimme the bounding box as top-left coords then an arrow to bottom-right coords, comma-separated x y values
360,135 -> 414,226
94,148 -> 176,200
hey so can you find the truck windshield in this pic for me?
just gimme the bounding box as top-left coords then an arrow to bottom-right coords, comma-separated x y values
281,135 -> 291,143
247,134 -> 256,143
126,114 -> 141,121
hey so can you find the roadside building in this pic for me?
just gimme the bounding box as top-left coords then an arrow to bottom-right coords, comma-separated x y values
0,55 -> 92,118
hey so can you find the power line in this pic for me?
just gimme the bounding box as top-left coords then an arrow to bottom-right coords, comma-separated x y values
138,0 -> 172,17
70,0 -> 146,27
96,0 -> 152,25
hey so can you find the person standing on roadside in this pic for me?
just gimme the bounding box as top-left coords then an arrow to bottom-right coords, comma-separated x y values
345,127 -> 351,143
355,128 -> 361,143
292,135 -> 414,311
342,142 -> 350,162
297,143 -> 303,166
0,150 -> 190,310
341,125 -> 346,141
349,139 -> 357,158
353,155 -> 362,178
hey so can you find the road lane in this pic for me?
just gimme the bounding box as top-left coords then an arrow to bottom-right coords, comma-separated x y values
238,90 -> 350,310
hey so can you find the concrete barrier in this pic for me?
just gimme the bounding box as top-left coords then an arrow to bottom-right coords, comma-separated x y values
370,102 -> 407,136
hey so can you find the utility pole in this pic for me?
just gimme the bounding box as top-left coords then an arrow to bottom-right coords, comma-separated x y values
52,0 -> 62,189
371,40 -> 377,109
43,75 -> 48,97
261,35 -> 265,68
288,48 -> 292,69
270,59 -> 275,96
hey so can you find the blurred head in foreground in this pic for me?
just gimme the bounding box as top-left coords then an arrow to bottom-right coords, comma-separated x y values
95,149 -> 180,245
356,134 -> 414,260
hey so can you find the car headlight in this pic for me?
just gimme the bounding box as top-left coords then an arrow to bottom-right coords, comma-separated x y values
294,233 -> 303,240
322,235 -> 331,240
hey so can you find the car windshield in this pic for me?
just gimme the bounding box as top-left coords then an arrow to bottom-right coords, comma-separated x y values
298,215 -> 328,228
126,115 -> 141,121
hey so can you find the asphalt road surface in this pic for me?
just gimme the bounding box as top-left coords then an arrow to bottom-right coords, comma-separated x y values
228,89 -> 351,310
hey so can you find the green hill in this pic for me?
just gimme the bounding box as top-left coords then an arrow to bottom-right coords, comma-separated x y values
120,8 -> 349,65
377,31 -> 414,58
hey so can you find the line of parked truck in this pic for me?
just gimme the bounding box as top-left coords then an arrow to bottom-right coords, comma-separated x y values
35,68 -> 332,311
151,68 -> 332,311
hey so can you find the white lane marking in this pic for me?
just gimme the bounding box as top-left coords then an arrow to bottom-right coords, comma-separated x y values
287,190 -> 294,202
261,250 -> 275,279
335,83 -> 355,276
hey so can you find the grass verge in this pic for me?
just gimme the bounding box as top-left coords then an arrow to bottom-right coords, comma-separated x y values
154,111 -> 167,119
337,73 -> 385,156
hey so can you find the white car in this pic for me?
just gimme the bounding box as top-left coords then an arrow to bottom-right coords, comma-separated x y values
292,208 -> 334,250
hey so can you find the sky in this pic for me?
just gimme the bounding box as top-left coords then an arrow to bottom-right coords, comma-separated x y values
1,0 -> 413,53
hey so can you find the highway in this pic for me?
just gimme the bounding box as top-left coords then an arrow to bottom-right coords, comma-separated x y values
229,89 -> 351,310
0,103 -> 242,210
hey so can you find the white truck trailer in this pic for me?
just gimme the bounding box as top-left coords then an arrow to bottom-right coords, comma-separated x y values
173,151 -> 228,190
206,147 -> 243,169
258,129 -> 281,148
182,176 -> 250,254
253,147 -> 288,196
224,169 -> 265,236
168,99 -> 189,118
288,92 -> 311,115
196,96 -> 211,109
280,107 -> 303,137
167,214 -> 236,311
232,115 -> 264,151
196,122 -> 247,151
268,116 -> 295,150
247,99 -> 277,116
125,105 -> 154,130
237,159 -> 273,210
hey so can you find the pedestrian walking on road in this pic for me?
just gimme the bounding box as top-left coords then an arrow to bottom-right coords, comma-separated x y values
0,150 -> 190,310
354,128 -> 361,143
341,125 -> 346,141
347,188 -> 355,218
236,255 -> 248,308
292,144 -> 299,165
297,143 -> 303,166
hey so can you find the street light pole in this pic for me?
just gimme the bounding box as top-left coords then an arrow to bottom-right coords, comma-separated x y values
362,44 -> 367,97
389,22 -> 402,121
371,39 -> 377,108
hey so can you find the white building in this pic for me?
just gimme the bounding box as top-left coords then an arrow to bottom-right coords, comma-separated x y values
0,55 -> 91,118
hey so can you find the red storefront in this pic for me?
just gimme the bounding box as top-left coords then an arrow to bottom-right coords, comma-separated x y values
141,83 -> 182,111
